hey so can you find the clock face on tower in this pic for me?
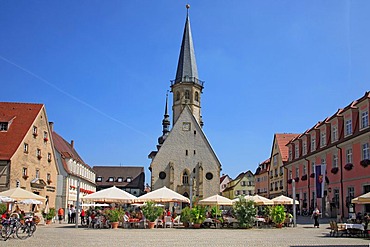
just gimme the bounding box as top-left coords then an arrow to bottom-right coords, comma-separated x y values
182,122 -> 191,131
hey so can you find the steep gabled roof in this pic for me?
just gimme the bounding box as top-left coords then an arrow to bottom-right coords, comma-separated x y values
0,102 -> 43,160
274,133 -> 299,162
93,166 -> 144,190
52,131 -> 92,171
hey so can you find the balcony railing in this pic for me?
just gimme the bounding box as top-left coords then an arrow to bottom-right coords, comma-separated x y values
171,76 -> 205,87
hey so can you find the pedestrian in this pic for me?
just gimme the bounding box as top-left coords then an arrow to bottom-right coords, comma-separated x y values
80,208 -> 85,225
312,207 -> 320,228
68,205 -> 72,223
71,205 -> 76,223
58,208 -> 64,224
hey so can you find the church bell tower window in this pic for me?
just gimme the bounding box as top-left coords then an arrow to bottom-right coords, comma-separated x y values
195,92 -> 199,102
185,90 -> 190,100
176,91 -> 180,101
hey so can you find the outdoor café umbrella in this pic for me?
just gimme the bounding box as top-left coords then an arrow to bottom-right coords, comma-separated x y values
351,192 -> 370,204
198,194 -> 233,206
248,195 -> 274,205
0,196 -> 14,203
135,186 -> 190,203
0,187 -> 46,201
271,195 -> 299,205
82,186 -> 137,203
18,199 -> 43,205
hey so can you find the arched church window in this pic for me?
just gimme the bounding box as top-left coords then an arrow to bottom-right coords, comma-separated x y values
185,90 -> 190,100
176,91 -> 180,101
182,171 -> 189,185
195,91 -> 199,101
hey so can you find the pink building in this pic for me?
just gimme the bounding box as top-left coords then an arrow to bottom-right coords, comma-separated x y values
285,91 -> 370,219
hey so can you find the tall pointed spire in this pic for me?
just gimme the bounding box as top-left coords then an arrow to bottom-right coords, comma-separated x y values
158,92 -> 170,145
174,4 -> 199,84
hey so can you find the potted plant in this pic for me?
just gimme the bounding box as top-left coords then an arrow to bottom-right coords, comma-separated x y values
344,163 -> 353,171
310,173 -> 315,178
232,197 -> 256,228
142,201 -> 163,229
331,167 -> 339,174
106,208 -> 124,229
180,206 -> 192,228
190,205 -> 206,228
360,159 -> 370,168
271,205 -> 285,228
43,207 -> 56,224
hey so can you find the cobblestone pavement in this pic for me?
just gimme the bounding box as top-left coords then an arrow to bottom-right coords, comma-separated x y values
1,220 -> 369,247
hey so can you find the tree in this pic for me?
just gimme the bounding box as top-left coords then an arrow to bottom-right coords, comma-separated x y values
232,197 -> 256,228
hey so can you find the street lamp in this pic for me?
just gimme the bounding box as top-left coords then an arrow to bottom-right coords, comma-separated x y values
75,179 -> 80,228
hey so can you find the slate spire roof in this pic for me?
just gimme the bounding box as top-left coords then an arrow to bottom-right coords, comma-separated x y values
158,92 -> 170,145
174,6 -> 199,84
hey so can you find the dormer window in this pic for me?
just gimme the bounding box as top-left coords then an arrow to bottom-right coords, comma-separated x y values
0,122 -> 8,131
96,177 -> 102,182
332,126 -> 338,142
345,119 -> 352,136
361,111 -> 369,129
108,177 -> 114,182
117,177 -> 123,182
126,177 -> 132,183
294,146 -> 299,158
320,131 -> 326,147
311,136 -> 316,151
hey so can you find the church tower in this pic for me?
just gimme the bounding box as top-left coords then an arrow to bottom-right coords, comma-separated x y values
148,5 -> 221,202
171,5 -> 204,127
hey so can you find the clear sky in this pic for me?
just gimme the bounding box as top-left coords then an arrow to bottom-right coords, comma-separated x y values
1,1 -> 370,184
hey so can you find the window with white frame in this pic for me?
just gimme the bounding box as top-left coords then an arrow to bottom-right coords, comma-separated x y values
361,111 -> 369,129
345,119 -> 352,136
303,165 -> 307,175
311,161 -> 315,174
311,136 -> 316,151
333,154 -> 338,168
320,131 -> 326,147
24,143 -> 28,153
303,141 -> 307,155
33,126 -> 38,135
295,146 -> 299,158
332,125 -> 338,142
321,157 -> 326,164
362,143 -> 369,160
280,180 -> 283,187
22,167 -> 27,176
295,167 -> 299,178
289,170 -> 292,179
36,169 -> 40,178
346,148 -> 353,164
289,149 -> 292,160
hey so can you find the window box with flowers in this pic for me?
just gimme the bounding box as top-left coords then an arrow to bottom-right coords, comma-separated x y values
294,177 -> 300,182
43,137 -> 48,142
47,179 -> 52,185
33,133 -> 38,138
310,173 -> 315,178
301,174 -> 308,181
70,185 -> 76,190
22,175 -> 29,180
331,167 -> 339,174
37,155 -> 42,160
287,179 -> 292,184
360,159 -> 370,168
344,163 -> 353,171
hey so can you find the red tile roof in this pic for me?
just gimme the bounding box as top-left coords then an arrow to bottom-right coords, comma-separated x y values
52,131 -> 92,171
275,133 -> 299,162
0,102 -> 43,160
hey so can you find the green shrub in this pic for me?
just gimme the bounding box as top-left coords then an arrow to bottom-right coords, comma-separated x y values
180,206 -> 192,223
232,197 -> 256,228
190,205 -> 206,224
106,208 -> 124,222
0,204 -> 7,215
271,205 -> 285,225
142,201 -> 162,222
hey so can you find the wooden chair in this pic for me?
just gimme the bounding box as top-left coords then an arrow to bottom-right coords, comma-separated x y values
173,215 -> 182,227
333,221 -> 347,237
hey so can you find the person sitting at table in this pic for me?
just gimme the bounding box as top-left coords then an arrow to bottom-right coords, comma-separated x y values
356,212 -> 362,223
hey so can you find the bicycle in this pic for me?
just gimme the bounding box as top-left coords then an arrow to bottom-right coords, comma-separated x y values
1,217 -> 31,241
24,216 -> 36,237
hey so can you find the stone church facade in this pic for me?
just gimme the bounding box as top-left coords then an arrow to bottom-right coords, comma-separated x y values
149,7 -> 221,201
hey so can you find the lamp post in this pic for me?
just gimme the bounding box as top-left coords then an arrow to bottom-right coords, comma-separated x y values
292,179 -> 297,227
75,179 -> 80,228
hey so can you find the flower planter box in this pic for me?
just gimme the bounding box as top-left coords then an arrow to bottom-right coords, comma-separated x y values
301,174 -> 308,181
360,159 -> 370,168
331,167 -> 339,174
294,177 -> 299,182
344,163 -> 353,171
310,173 -> 315,178
287,179 -> 292,184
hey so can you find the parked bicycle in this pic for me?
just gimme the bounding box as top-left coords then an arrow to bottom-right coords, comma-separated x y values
1,217 -> 31,241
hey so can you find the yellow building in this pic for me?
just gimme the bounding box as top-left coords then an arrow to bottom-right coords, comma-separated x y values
222,171 -> 255,199
0,102 -> 59,209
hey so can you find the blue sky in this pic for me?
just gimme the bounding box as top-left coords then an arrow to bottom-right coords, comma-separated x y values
1,1 -> 370,184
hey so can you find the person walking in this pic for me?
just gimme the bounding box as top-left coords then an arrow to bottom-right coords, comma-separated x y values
312,207 -> 320,228
68,205 -> 72,224
58,208 -> 64,224
71,205 -> 76,224
80,208 -> 86,225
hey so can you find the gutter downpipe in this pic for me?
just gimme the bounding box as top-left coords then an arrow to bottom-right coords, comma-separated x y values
336,144 -> 344,219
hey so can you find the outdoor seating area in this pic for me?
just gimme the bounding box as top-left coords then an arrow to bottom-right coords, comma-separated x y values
329,220 -> 368,238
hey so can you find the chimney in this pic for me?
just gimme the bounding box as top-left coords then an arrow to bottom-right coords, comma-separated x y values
49,122 -> 54,132
71,140 -> 74,148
